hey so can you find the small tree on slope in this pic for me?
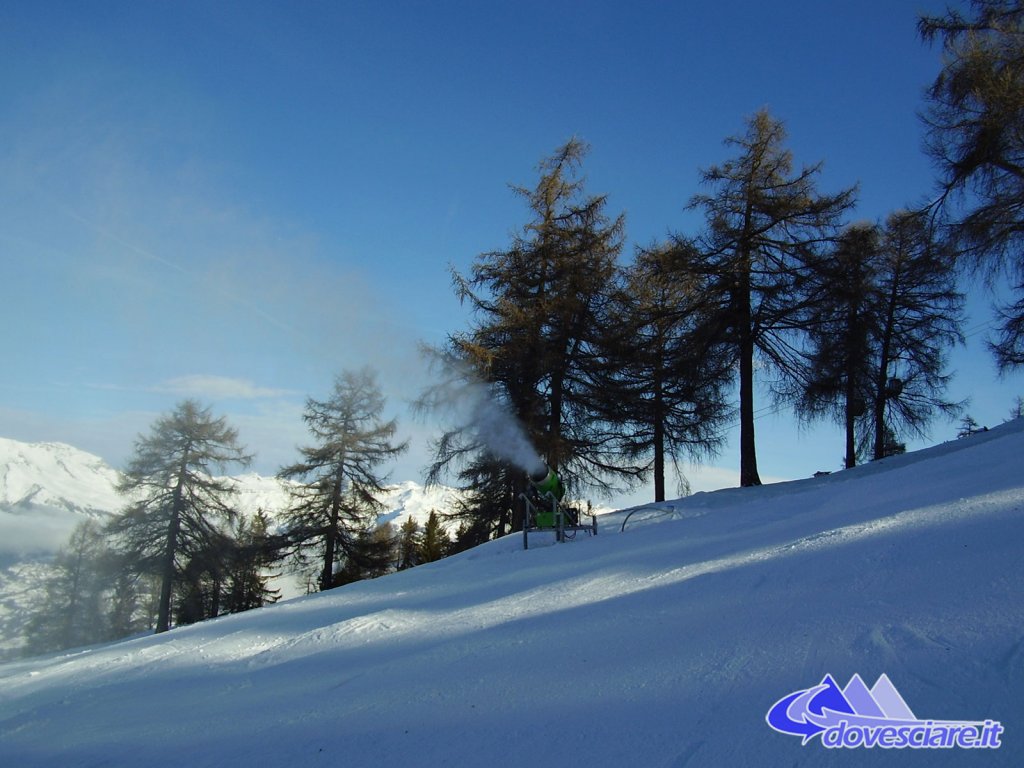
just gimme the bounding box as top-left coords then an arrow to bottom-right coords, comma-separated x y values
279,368 -> 407,591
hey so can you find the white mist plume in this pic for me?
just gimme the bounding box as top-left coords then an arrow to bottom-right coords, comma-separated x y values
423,355 -> 545,477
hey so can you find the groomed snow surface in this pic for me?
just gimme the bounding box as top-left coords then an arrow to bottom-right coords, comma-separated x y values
2,421 -> 1022,767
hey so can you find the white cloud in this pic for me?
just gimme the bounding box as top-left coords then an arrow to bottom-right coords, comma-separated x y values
153,375 -> 296,400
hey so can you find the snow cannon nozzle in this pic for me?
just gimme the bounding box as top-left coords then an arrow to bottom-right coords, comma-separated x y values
528,463 -> 550,484
527,463 -> 565,502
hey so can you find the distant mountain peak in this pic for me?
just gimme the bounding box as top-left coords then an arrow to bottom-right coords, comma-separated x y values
0,437 -> 122,518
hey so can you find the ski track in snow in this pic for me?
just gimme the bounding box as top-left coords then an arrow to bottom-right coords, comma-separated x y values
0,422 -> 1022,766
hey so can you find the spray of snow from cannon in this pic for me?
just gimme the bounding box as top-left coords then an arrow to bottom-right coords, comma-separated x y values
418,353 -> 594,548
420,354 -> 546,478
466,388 -> 547,477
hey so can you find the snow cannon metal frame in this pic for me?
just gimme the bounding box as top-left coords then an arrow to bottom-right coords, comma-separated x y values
520,464 -> 597,549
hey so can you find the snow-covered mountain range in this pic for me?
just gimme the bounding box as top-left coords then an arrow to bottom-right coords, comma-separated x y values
0,436 -> 462,659
1,420 -> 1021,765
0,436 -> 459,558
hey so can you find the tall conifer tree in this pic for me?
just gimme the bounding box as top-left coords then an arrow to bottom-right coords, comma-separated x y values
688,110 -> 855,485
869,211 -> 965,458
610,242 -> 732,500
793,213 -> 964,463
424,138 -> 631,534
798,223 -> 880,468
920,0 -> 1024,368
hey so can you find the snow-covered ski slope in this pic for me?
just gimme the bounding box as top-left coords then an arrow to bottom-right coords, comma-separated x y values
2,421 -> 1023,767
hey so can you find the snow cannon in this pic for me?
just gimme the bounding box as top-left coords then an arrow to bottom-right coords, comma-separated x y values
521,463 -> 596,549
528,464 -> 565,503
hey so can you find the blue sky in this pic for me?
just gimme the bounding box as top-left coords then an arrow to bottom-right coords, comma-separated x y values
1,0 -> 1019,505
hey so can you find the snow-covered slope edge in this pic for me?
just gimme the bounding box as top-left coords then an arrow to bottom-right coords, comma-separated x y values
0,421 -> 1022,767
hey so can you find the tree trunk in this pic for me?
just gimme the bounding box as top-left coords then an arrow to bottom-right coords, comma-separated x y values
209,573 -> 221,618
873,275 -> 900,460
736,195 -> 762,488
63,547 -> 85,647
548,366 -> 564,473
737,267 -> 761,487
321,452 -> 348,591
156,488 -> 183,633
845,303 -> 859,469
844,378 -> 857,469
321,479 -> 342,591
653,362 -> 666,502
739,339 -> 761,486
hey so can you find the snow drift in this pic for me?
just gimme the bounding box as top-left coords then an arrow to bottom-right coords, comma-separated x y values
1,421 -> 1022,766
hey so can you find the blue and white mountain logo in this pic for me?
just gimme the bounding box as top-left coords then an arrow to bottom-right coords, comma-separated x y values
766,674 -> 1004,750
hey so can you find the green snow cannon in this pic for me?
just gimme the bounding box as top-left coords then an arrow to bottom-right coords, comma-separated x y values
529,464 -> 564,528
